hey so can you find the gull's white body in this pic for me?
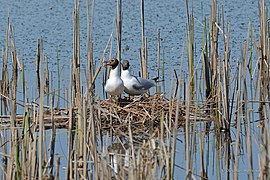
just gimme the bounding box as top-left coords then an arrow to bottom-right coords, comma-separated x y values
104,59 -> 125,96
121,67 -> 155,96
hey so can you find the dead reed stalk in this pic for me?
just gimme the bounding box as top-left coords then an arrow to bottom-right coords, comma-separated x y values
67,59 -> 75,179
1,17 -> 10,115
73,0 -> 83,160
140,0 -> 148,79
117,0 -> 122,63
258,0 -> 270,178
86,0 -> 95,94
38,36 -> 45,180
1,0 -> 270,179
156,29 -> 161,94
36,36 -> 41,96
8,25 -> 19,179
185,0 -> 195,100
211,0 -> 218,96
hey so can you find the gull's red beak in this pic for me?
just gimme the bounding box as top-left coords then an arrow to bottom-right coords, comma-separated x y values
103,59 -> 116,67
103,61 -> 110,66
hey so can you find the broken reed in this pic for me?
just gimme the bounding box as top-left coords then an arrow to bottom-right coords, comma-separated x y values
0,0 -> 270,179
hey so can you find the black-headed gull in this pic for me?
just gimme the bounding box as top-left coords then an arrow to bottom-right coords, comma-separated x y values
104,58 -> 125,96
121,60 -> 155,95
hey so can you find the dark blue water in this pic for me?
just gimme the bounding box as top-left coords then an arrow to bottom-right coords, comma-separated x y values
0,0 -> 266,179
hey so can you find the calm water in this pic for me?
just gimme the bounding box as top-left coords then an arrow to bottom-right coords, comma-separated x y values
0,0 -> 260,95
0,0 -> 266,179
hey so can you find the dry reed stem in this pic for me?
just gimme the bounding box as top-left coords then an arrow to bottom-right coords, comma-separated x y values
1,0 -> 269,179
140,0 -> 148,79
45,57 -> 50,105
211,0 -> 218,94
36,37 -> 41,96
86,0 -> 95,94
156,29 -> 161,94
66,59 -> 74,179
185,0 -> 195,100
117,0 -> 122,64
48,93 -> 56,178
38,36 -> 45,180
1,16 -> 10,116
7,25 -> 19,179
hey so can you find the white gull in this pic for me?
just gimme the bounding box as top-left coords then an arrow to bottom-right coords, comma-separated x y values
104,58 -> 125,96
121,60 -> 155,96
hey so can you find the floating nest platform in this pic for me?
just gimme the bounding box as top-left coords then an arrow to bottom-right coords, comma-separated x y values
0,94 -> 211,135
95,94 -> 186,137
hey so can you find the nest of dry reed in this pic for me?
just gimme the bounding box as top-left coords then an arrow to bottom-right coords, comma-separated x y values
94,94 -> 185,137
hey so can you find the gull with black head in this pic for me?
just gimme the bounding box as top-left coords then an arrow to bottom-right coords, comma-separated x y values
104,58 -> 125,96
121,60 -> 155,96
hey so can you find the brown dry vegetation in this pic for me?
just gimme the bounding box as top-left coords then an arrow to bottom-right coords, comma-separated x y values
0,0 -> 270,179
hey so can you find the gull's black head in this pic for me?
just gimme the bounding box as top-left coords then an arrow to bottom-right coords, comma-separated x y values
104,58 -> 119,69
122,60 -> 130,70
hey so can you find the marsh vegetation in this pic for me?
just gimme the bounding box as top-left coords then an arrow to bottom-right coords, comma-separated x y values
0,0 -> 269,179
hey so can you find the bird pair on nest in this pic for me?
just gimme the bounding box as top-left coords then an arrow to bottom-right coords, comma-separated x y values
104,58 -> 155,98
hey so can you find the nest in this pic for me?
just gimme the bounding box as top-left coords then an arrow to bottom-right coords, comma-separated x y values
94,94 -> 185,137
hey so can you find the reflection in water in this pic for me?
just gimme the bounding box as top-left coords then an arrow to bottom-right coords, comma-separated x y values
107,137 -> 164,179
